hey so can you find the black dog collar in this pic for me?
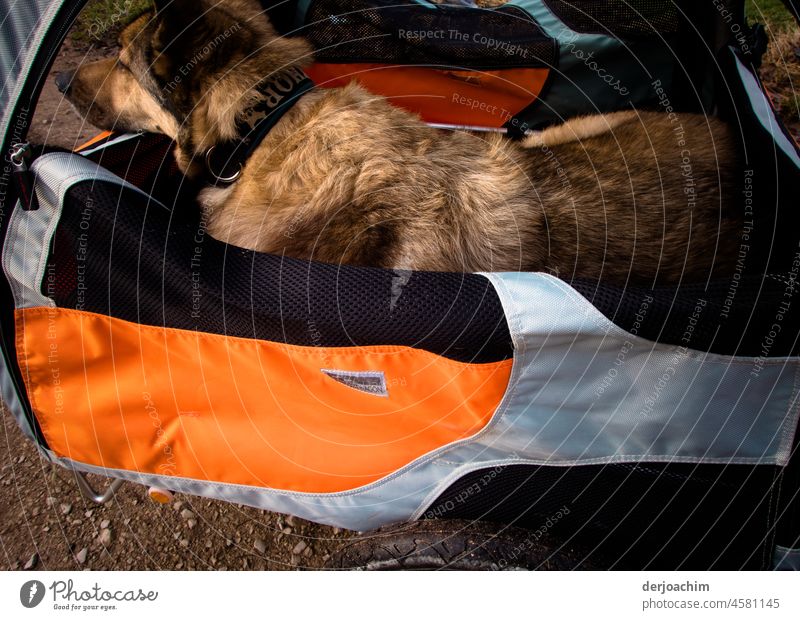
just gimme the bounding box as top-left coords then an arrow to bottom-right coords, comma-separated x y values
205,67 -> 314,185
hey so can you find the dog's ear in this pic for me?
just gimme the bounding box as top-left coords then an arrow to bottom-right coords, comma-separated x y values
151,0 -> 247,74
152,0 -> 248,48
149,0 -> 313,122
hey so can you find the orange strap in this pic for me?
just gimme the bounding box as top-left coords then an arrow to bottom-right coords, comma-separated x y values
17,307 -> 511,493
306,64 -> 549,128
74,130 -> 113,153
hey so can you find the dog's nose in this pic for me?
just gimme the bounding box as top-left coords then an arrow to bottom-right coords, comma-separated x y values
54,70 -> 75,94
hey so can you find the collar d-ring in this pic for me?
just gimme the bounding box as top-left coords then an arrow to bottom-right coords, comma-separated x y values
205,145 -> 242,184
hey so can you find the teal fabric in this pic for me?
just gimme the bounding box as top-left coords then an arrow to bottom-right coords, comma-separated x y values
509,0 -> 674,124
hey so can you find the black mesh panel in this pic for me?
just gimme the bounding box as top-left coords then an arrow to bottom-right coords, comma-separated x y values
80,132 -> 183,195
46,181 -> 513,363
45,177 -> 800,360
543,0 -> 687,39
303,0 -> 556,68
426,463 -> 780,569
570,276 -> 800,358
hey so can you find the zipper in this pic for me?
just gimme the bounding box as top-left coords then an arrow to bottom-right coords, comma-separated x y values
10,142 -> 34,210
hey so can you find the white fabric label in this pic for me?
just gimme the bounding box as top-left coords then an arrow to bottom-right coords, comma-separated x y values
321,369 -> 389,397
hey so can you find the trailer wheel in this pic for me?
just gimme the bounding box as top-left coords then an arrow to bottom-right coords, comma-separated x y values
325,519 -> 595,570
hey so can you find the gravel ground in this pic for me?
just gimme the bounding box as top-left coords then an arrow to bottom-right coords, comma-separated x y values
4,12 -> 799,572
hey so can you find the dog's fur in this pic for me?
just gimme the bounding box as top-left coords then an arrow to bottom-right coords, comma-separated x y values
59,0 -> 741,282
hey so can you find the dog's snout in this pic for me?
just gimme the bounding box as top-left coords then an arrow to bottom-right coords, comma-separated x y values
55,70 -> 75,94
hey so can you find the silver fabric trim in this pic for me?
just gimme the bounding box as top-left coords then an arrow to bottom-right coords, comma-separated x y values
733,49 -> 800,168
1,152 -> 163,309
3,194 -> 56,308
78,131 -> 143,156
52,456 -> 441,531
481,272 -> 800,467
773,545 -> 800,571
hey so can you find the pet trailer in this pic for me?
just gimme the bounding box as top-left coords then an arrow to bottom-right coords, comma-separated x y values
1,0 -> 800,569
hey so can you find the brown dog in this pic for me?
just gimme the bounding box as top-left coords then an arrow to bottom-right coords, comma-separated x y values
56,0 -> 741,283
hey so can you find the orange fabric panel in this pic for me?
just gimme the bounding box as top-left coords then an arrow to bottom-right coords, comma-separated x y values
306,63 -> 549,128
16,307 -> 511,493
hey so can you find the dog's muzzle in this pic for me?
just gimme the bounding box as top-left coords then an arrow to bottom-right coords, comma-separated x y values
55,70 -> 76,94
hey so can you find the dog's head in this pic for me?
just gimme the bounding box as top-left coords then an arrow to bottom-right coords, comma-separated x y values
57,0 -> 312,168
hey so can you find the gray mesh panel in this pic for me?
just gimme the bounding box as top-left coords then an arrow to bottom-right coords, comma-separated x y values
1,0 -> 67,152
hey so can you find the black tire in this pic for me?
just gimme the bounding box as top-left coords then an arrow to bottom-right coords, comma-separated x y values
325,519 -> 596,570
